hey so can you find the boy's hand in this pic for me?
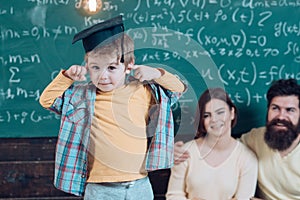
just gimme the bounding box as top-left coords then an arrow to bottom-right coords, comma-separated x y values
129,64 -> 161,82
174,141 -> 190,165
63,65 -> 87,81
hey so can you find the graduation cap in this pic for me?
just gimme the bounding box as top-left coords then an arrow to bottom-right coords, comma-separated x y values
72,15 -> 125,62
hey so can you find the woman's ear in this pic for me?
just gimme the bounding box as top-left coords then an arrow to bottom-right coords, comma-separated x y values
230,107 -> 235,120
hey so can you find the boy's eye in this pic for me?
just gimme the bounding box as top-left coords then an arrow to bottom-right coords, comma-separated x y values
108,66 -> 117,70
91,65 -> 100,70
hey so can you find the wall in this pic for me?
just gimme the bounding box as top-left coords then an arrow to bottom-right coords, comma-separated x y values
1,1 -> 300,137
1,0 -> 300,199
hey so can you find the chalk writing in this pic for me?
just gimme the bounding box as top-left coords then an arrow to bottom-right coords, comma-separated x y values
0,54 -> 41,66
0,110 -> 59,124
0,6 -> 14,16
27,0 -> 70,6
0,26 -> 77,40
1,0 -> 299,137
274,21 -> 300,37
242,0 -> 300,9
8,67 -> 21,84
0,88 -> 40,101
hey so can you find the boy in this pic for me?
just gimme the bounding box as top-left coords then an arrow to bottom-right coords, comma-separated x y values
39,15 -> 186,199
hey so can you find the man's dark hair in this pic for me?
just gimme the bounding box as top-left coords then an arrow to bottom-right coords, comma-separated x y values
267,79 -> 300,108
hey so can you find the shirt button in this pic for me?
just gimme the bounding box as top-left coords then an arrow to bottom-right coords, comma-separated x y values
81,174 -> 85,178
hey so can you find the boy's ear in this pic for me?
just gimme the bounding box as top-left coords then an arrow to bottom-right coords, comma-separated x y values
128,59 -> 135,69
125,59 -> 135,74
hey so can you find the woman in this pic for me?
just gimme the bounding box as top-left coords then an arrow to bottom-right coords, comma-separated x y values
166,88 -> 258,200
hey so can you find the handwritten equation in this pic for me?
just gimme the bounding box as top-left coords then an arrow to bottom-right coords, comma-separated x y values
0,0 -> 299,135
0,110 -> 59,124
128,27 -> 300,64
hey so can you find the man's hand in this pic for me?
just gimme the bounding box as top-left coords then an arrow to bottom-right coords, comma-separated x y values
174,141 -> 190,165
129,64 -> 161,82
63,65 -> 87,81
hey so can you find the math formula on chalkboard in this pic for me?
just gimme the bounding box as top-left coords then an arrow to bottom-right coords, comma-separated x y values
1,0 -> 300,137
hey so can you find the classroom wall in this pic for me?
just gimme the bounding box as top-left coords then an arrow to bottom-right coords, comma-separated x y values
1,1 -> 300,138
1,0 -> 300,199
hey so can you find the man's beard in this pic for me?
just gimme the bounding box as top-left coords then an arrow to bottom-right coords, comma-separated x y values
265,118 -> 299,151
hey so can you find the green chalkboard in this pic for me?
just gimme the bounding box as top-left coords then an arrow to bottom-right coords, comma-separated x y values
1,1 -> 300,138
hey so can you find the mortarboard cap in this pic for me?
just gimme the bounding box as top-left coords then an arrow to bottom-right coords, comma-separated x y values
72,15 -> 124,53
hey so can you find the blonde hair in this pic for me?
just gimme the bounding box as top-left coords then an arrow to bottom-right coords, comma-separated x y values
85,33 -> 135,70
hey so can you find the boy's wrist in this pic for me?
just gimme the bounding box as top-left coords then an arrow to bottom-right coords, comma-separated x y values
54,70 -> 75,84
62,70 -> 73,80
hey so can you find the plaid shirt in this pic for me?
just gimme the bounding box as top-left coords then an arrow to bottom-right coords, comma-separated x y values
49,82 -> 182,196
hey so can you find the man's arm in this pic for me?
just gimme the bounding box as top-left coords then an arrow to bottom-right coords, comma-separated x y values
174,141 -> 190,164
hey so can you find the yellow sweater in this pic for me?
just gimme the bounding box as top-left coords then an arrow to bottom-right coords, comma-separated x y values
241,127 -> 300,200
166,140 -> 258,199
40,69 -> 185,183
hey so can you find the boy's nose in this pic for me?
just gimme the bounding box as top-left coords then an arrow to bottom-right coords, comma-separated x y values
98,69 -> 108,80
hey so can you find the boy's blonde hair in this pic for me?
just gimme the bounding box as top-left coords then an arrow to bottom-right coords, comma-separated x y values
85,33 -> 135,70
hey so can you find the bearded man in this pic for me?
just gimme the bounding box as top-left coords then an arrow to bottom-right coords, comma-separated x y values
239,79 -> 300,200
174,79 -> 300,200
